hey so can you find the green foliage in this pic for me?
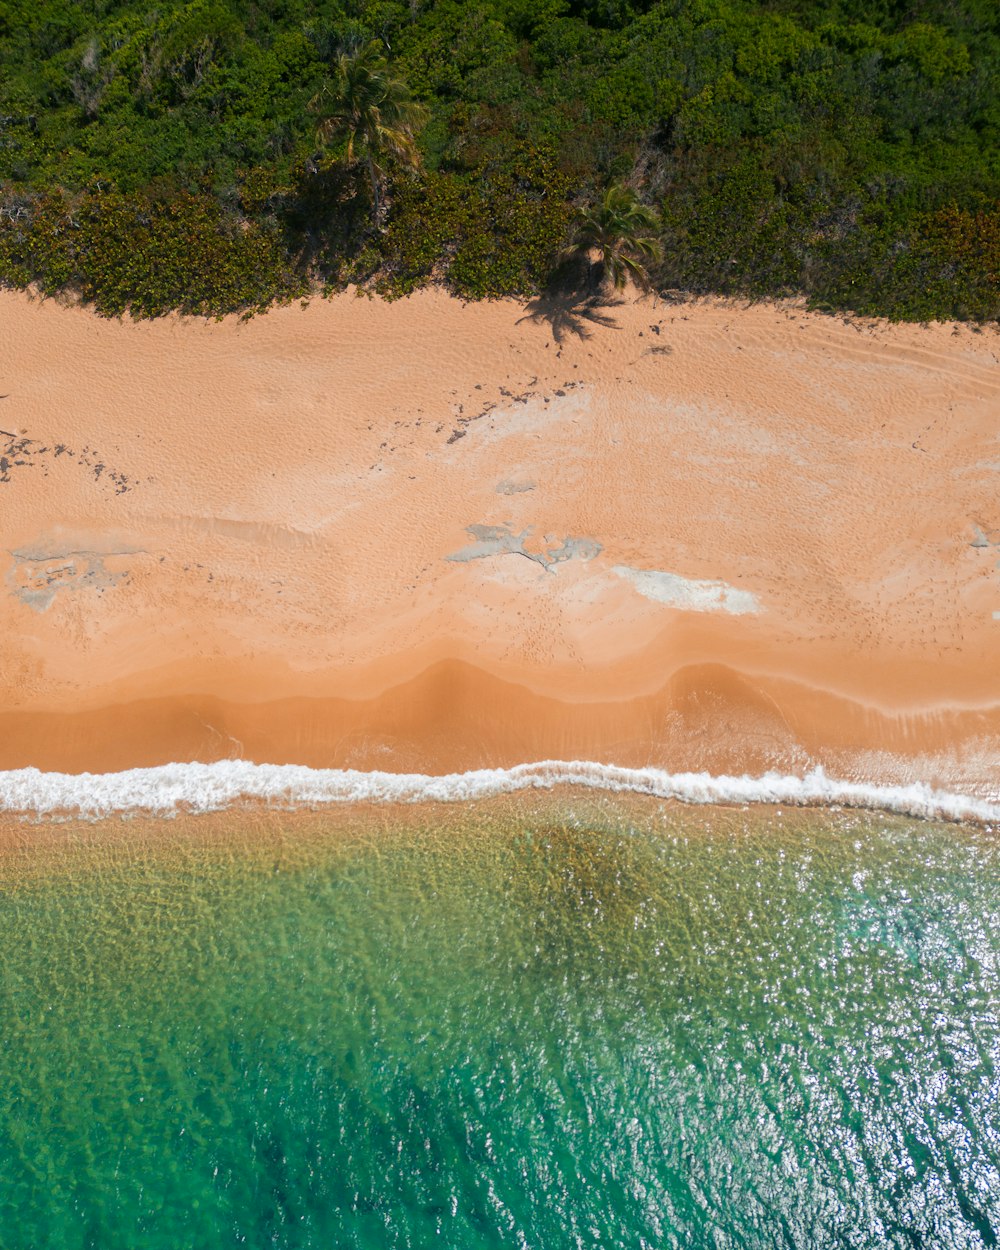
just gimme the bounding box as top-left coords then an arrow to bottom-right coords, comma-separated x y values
377,148 -> 574,299
312,42 -> 428,167
568,183 -> 662,289
310,40 -> 429,223
0,0 -> 996,319
0,185 -> 305,316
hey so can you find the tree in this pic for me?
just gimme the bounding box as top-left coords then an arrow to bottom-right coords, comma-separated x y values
567,185 -> 663,292
310,42 -> 429,225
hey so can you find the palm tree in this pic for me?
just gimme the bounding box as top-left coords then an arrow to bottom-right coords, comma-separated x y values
310,42 -> 428,224
568,185 -> 663,292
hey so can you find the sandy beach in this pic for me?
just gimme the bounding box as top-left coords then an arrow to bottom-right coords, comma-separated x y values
1,287 -> 998,793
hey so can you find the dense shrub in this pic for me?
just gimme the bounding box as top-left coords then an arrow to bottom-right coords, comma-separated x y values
0,0 -> 997,320
377,149 -> 573,299
0,186 -> 306,316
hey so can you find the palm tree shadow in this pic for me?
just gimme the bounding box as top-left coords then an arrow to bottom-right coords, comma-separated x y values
516,258 -> 624,344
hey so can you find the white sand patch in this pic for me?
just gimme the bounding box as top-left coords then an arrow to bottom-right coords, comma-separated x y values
613,565 -> 761,615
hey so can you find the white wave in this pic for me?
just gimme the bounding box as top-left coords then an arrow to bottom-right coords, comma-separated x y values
0,760 -> 998,824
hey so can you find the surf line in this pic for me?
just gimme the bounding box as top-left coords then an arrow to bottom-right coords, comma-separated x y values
1,760 -> 998,824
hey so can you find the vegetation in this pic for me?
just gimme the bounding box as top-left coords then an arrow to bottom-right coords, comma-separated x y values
568,185 -> 663,291
310,41 -> 429,223
0,0 -> 997,320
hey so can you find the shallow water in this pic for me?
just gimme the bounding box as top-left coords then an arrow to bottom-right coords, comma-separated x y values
1,797 -> 998,1249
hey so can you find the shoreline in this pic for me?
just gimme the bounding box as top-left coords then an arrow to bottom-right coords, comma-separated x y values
2,288 -> 999,796
1,759 -> 998,826
1,656 -> 999,792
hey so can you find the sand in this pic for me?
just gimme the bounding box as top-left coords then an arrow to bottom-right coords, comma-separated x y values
1,287 -> 998,793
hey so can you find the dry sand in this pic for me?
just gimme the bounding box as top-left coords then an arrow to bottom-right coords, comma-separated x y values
1,287 -> 998,792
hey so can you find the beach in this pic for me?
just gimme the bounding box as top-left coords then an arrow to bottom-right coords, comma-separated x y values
3,288 -> 1000,1248
1,287 -> 998,797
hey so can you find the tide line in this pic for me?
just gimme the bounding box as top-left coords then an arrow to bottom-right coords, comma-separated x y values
0,760 -> 998,824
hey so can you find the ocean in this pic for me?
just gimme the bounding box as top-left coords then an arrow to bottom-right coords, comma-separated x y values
0,777 -> 998,1248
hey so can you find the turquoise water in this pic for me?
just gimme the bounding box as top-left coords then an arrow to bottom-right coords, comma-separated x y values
0,799 -> 998,1248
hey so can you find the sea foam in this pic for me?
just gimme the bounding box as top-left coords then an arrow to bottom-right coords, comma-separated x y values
0,760 -> 998,824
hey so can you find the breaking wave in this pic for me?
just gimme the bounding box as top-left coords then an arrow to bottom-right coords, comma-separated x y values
1,760 -> 998,823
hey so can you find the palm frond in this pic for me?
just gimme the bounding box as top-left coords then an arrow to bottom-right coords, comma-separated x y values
568,183 -> 663,292
312,41 -> 427,170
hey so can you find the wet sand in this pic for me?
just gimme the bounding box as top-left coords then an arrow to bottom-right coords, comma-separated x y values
1,288 -> 998,793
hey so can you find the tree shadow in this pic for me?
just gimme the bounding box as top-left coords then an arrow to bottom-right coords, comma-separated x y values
280,160 -> 371,283
516,257 -> 624,344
